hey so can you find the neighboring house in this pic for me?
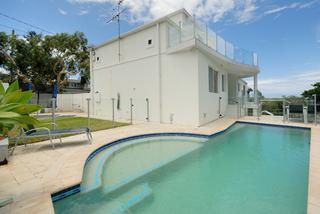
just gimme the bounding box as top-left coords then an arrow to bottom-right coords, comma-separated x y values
63,74 -> 90,93
90,8 -> 260,126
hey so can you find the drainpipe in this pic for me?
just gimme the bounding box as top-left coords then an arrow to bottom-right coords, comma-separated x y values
157,23 -> 163,123
218,96 -> 222,118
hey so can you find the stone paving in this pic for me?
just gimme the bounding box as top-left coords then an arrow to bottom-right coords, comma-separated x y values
0,116 -> 319,214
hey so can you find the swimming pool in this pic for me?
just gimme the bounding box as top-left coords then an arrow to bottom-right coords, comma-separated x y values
53,122 -> 310,214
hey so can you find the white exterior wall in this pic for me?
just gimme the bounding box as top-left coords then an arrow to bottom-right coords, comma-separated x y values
197,51 -> 228,125
91,27 -> 160,122
90,10 -> 256,126
161,50 -> 199,125
91,19 -> 200,125
57,93 -> 91,112
93,56 -> 160,123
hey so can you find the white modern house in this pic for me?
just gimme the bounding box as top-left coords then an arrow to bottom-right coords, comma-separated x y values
90,8 -> 259,126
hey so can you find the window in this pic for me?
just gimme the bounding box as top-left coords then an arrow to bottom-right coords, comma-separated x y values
96,57 -> 100,61
208,67 -> 218,93
208,67 -> 213,93
214,70 -> 218,93
147,39 -> 154,48
221,74 -> 225,92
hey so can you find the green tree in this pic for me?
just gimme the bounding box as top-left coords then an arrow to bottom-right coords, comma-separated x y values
0,31 -> 29,82
43,31 -> 90,92
0,31 -> 90,96
24,32 -> 53,103
302,82 -> 320,99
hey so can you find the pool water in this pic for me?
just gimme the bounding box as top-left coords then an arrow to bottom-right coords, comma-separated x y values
53,123 -> 310,214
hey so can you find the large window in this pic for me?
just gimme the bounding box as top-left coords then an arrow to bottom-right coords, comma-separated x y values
208,68 -> 213,93
209,67 -> 219,93
221,74 -> 225,92
214,70 -> 218,93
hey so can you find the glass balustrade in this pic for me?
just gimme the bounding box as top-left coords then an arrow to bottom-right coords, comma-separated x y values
167,17 -> 258,67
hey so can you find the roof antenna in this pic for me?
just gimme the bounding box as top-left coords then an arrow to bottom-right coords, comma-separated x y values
106,0 -> 126,63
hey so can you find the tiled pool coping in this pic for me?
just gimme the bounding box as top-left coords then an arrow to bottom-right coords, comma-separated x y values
0,117 -> 319,214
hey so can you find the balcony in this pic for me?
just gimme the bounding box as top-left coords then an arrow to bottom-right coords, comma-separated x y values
167,17 -> 259,67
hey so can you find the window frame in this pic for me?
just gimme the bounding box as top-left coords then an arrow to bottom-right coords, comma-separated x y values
221,74 -> 225,92
213,70 -> 219,93
208,67 -> 214,93
208,67 -> 219,93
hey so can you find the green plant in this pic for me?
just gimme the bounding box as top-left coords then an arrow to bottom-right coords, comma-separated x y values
0,80 -> 42,139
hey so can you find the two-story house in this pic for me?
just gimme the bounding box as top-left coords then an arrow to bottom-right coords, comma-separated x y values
90,8 -> 260,126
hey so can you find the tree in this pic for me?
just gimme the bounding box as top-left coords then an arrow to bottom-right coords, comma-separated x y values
0,31 -> 29,83
24,32 -> 48,102
0,31 -> 90,97
302,82 -> 320,100
43,31 -> 90,92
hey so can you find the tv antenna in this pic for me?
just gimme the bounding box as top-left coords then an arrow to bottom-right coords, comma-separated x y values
106,0 -> 126,62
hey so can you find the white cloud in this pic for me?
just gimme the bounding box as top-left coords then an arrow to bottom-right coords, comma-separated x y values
68,0 -> 259,24
247,70 -> 320,97
58,8 -> 68,15
264,2 -> 300,15
235,0 -> 257,23
299,0 -> 320,9
78,10 -> 89,15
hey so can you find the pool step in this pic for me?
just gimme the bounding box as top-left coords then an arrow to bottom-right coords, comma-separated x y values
99,183 -> 152,214
81,136 -> 205,193
101,139 -> 204,194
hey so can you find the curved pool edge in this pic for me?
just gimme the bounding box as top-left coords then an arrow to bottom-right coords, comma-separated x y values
51,132 -> 213,202
50,120 -> 311,203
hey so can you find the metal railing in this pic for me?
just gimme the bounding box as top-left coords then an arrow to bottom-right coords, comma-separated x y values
261,95 -> 319,125
167,16 -> 259,67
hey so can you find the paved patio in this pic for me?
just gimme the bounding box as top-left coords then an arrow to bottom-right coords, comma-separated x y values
0,116 -> 319,214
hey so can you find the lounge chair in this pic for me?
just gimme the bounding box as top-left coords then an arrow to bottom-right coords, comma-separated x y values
11,123 -> 92,154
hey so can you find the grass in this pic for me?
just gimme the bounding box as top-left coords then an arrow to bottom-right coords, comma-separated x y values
11,116 -> 128,145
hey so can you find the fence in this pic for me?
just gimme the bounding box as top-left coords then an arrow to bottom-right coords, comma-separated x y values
29,93 -> 91,112
260,95 -> 319,125
56,93 -> 91,112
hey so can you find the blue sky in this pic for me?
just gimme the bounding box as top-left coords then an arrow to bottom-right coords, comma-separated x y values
1,0 -> 320,97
